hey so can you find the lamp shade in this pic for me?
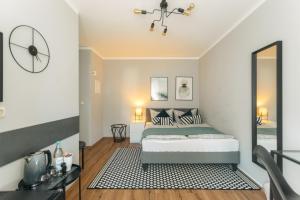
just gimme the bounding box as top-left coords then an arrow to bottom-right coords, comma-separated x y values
258,107 -> 268,116
135,107 -> 142,116
135,107 -> 143,121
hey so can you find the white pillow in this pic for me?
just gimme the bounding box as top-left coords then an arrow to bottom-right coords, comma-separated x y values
146,135 -> 187,139
187,134 -> 234,139
150,109 -> 160,120
191,108 -> 198,116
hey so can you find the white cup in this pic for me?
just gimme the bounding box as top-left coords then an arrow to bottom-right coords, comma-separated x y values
64,153 -> 73,172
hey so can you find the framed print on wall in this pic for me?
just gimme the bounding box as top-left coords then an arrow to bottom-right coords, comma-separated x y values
176,76 -> 193,101
151,77 -> 168,101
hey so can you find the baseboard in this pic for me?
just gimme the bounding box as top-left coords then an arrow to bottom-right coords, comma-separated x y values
85,137 -> 129,148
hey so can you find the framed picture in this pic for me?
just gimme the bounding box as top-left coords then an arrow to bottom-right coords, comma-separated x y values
151,77 -> 168,101
176,76 -> 193,101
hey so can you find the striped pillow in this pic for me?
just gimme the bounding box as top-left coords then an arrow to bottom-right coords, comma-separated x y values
152,117 -> 173,126
150,109 -> 173,122
192,115 -> 202,124
174,109 -> 198,124
174,110 -> 185,123
179,116 -> 193,125
152,116 -> 160,125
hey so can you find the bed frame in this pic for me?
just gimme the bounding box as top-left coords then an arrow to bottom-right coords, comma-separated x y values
141,108 -> 240,171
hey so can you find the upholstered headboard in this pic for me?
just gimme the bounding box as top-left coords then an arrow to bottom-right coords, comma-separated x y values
145,108 -> 198,122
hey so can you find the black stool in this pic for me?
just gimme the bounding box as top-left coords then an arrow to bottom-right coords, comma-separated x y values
79,141 -> 86,170
111,124 -> 127,142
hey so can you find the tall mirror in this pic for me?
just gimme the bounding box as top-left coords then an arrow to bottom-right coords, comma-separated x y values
252,41 -> 282,169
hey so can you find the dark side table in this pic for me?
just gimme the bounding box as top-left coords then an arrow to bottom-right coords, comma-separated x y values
111,124 -> 127,142
18,164 -> 81,200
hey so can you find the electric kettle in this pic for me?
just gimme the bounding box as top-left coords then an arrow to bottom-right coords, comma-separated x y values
23,150 -> 52,186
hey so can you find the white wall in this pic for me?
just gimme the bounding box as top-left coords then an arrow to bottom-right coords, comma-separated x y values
0,0 -> 79,190
102,59 -> 199,136
199,0 -> 300,192
79,49 -> 104,146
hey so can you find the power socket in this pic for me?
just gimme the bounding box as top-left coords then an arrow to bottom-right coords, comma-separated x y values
0,107 -> 5,118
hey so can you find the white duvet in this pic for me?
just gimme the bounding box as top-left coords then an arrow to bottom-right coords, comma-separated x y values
142,123 -> 239,152
146,135 -> 187,139
187,134 -> 234,139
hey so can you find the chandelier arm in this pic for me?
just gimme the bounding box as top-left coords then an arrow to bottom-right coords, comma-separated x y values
161,11 -> 167,29
168,11 -> 184,15
165,8 -> 181,17
152,9 -> 163,24
146,9 -> 162,14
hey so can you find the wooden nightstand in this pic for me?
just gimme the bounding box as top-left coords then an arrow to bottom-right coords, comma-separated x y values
130,122 -> 145,143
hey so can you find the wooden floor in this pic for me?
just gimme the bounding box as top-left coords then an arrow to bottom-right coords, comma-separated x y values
66,138 -> 266,200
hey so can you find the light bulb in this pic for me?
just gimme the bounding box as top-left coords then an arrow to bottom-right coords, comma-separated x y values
150,23 -> 155,32
183,11 -> 191,16
162,28 -> 167,36
187,3 -> 195,11
133,9 -> 147,14
133,8 -> 142,14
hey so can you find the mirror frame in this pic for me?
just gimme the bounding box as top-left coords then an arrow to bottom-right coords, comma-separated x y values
251,41 -> 283,170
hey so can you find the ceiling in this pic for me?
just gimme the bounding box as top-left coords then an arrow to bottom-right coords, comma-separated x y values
67,0 -> 265,58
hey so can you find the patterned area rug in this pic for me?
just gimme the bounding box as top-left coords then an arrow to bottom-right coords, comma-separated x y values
89,148 -> 259,190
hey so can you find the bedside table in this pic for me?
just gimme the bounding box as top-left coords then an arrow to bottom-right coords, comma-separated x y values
130,122 -> 145,143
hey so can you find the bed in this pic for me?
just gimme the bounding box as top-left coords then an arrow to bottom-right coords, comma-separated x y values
257,121 -> 277,152
140,108 -> 240,171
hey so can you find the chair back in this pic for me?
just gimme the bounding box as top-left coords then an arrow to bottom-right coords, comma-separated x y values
253,146 -> 299,200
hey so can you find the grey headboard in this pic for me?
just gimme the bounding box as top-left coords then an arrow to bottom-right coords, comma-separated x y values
145,108 -> 198,122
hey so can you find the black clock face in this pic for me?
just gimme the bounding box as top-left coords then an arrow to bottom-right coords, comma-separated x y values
9,25 -> 50,73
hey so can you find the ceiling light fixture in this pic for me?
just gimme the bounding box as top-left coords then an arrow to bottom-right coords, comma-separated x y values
133,0 -> 195,36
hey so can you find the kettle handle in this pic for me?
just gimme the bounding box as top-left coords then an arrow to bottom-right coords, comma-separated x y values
43,150 -> 52,170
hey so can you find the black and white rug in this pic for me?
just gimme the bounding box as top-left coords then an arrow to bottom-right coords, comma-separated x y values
89,148 -> 259,190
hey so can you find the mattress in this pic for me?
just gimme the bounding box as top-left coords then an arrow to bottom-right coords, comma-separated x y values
142,137 -> 239,152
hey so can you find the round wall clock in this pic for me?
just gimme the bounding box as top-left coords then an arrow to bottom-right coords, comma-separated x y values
9,25 -> 50,73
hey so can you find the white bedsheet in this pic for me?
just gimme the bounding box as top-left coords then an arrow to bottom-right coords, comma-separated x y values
145,122 -> 178,129
142,137 -> 239,152
145,122 -> 211,129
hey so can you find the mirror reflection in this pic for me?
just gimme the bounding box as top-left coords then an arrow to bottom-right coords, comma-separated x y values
256,46 -> 277,152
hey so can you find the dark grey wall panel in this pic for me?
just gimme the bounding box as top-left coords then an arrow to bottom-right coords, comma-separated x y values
0,116 -> 79,167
